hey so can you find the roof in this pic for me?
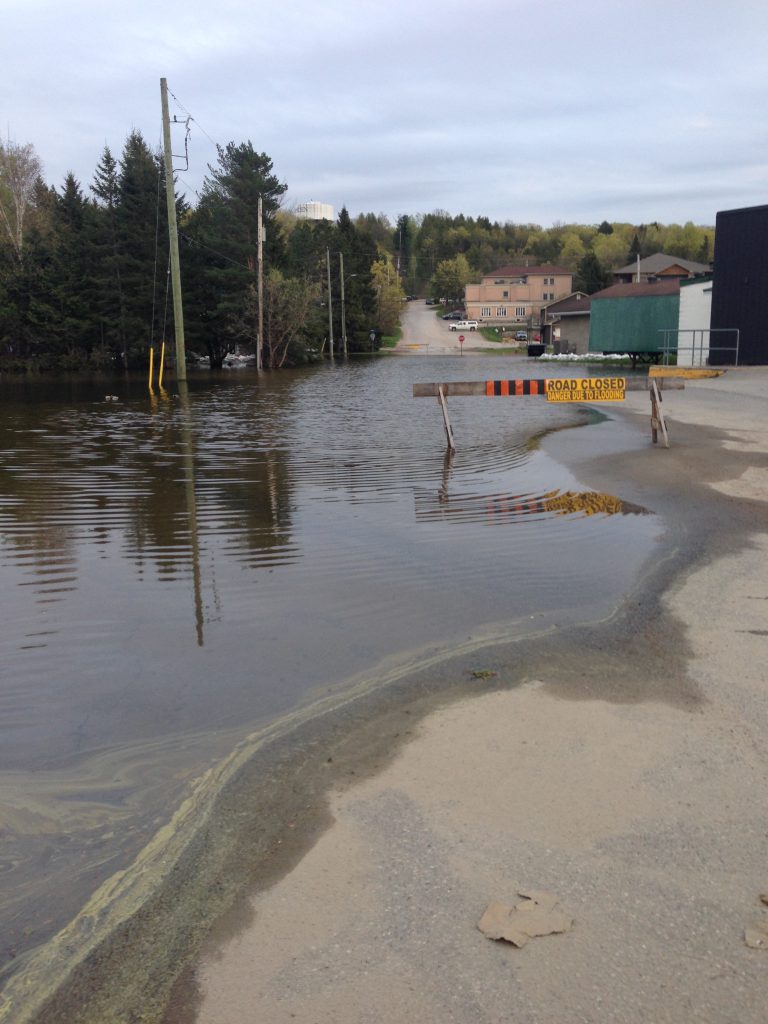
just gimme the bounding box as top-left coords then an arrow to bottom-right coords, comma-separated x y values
543,292 -> 591,315
483,264 -> 572,278
716,203 -> 768,218
591,280 -> 680,300
613,252 -> 710,276
680,274 -> 713,288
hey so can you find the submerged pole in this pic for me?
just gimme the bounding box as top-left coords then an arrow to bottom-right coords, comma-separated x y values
257,194 -> 264,371
160,77 -> 187,383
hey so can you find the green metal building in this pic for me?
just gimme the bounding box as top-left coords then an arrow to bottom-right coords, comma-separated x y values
588,280 -> 681,360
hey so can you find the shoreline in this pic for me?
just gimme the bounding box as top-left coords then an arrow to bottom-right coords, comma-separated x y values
7,370 -> 768,1023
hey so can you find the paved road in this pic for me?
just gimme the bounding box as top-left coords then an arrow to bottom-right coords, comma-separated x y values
397,301 -> 502,354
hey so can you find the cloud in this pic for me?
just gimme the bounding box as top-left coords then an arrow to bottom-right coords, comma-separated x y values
4,0 -> 768,224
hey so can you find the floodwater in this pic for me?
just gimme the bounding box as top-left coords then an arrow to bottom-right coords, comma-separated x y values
0,355 -> 660,986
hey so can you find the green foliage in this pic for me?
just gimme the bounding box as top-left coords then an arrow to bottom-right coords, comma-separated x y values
0,131 -> 717,374
371,254 -> 405,336
184,142 -> 287,367
574,251 -> 612,294
430,253 -> 473,304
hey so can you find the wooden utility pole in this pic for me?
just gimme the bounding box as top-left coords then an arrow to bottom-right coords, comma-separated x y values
326,248 -> 334,358
339,251 -> 347,357
257,194 -> 264,371
160,78 -> 187,382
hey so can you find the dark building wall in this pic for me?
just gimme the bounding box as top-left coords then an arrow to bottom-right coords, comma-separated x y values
589,294 -> 679,353
711,204 -> 768,365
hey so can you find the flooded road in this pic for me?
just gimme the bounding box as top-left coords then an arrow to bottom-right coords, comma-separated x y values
0,355 -> 661,989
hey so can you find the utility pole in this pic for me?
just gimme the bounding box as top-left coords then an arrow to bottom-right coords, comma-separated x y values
257,194 -> 264,371
339,251 -> 347,357
160,78 -> 186,383
326,247 -> 334,358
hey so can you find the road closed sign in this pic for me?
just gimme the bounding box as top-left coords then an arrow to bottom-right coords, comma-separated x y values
546,377 -> 626,403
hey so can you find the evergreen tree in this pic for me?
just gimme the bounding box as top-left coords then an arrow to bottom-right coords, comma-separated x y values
184,142 -> 287,367
90,146 -> 127,365
33,174 -> 96,363
115,132 -> 169,366
627,232 -> 642,263
333,206 -> 376,354
574,251 -> 612,294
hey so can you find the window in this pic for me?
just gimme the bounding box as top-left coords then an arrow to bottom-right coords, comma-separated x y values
515,306 -> 526,317
481,306 -> 491,317
543,292 -> 554,301
502,290 -> 509,298
496,307 -> 507,317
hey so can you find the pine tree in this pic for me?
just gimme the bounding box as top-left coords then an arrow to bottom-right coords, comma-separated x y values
114,131 -> 167,366
185,142 -> 287,366
90,146 -> 127,365
574,251 -> 612,294
46,174 -> 96,361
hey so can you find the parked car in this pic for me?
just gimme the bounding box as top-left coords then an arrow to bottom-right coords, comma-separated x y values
425,298 -> 437,305
515,330 -> 528,341
449,320 -> 479,331
442,310 -> 464,320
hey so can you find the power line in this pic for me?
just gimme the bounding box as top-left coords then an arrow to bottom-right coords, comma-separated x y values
178,231 -> 253,271
167,88 -> 221,152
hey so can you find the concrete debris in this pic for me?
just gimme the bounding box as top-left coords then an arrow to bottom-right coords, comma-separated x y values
478,891 -> 573,948
744,920 -> 768,949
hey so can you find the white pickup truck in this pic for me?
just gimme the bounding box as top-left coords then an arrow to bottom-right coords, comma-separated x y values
449,320 -> 479,331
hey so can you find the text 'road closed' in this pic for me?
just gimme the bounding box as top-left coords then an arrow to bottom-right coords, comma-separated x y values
545,377 -> 626,403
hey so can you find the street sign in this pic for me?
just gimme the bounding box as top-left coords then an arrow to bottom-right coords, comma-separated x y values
545,377 -> 626,403
459,335 -> 465,343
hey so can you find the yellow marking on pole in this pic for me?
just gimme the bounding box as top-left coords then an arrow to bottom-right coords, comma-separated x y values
545,377 -> 626,403
158,341 -> 166,389
148,346 -> 154,392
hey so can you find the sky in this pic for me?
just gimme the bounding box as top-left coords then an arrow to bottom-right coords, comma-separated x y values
4,0 -> 768,228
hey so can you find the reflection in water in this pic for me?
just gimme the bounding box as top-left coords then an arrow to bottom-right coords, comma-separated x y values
178,384 -> 204,646
418,486 -> 650,523
0,358 -> 660,987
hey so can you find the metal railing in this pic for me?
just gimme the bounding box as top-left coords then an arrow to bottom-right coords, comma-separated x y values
658,328 -> 740,367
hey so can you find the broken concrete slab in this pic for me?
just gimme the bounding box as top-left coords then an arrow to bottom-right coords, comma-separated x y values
478,891 -> 573,948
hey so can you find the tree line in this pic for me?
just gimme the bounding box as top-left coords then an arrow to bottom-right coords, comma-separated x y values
0,134 -> 715,372
0,136 -> 400,371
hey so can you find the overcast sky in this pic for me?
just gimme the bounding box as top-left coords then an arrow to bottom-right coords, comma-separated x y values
5,0 -> 767,227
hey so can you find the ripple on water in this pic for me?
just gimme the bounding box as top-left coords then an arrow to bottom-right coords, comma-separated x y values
0,359 -> 662,987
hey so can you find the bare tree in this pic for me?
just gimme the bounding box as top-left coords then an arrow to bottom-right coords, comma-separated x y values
263,271 -> 319,368
0,141 -> 42,260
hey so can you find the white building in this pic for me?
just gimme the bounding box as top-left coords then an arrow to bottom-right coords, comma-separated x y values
296,201 -> 334,221
677,277 -> 713,366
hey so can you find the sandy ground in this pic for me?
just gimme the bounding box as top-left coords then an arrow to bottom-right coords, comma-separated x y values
186,370 -> 768,1023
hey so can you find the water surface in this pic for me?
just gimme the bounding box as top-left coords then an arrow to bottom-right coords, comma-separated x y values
0,355 -> 659,971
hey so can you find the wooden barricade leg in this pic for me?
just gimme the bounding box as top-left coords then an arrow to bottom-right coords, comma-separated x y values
437,385 -> 456,452
650,379 -> 669,448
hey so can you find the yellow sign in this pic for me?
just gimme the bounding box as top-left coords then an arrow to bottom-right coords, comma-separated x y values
546,377 -> 626,403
